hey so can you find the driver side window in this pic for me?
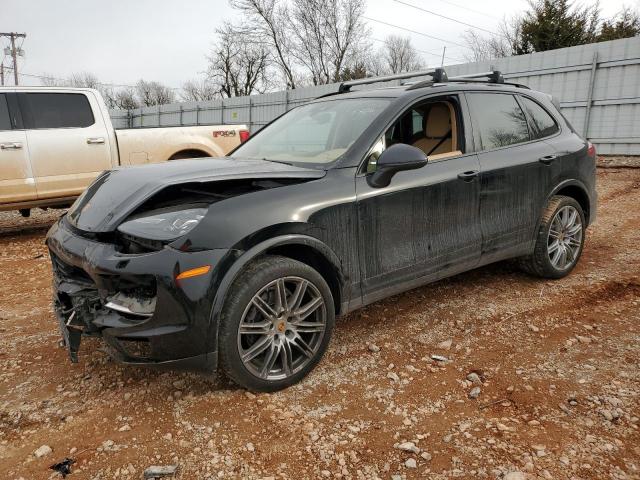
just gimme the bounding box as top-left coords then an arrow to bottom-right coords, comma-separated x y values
365,96 -> 463,173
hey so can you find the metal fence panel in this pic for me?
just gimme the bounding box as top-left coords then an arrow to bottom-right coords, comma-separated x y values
109,36 -> 640,154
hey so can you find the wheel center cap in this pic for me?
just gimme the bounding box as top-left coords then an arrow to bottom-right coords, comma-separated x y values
277,321 -> 286,333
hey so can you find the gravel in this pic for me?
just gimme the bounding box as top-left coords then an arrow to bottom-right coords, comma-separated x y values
1,165 -> 639,479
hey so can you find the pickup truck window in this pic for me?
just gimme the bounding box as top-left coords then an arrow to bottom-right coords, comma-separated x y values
0,94 -> 11,131
21,93 -> 95,129
466,93 -> 530,150
232,98 -> 391,164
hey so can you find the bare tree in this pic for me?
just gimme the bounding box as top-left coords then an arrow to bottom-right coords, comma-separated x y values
229,0 -> 368,87
289,0 -> 369,84
207,22 -> 272,98
39,74 -> 60,87
135,80 -> 176,106
380,35 -> 423,74
66,72 -> 102,89
462,28 -> 514,62
181,78 -> 218,101
230,0 -> 297,88
112,88 -> 140,110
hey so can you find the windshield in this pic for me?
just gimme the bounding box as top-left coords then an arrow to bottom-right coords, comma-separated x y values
231,98 -> 391,165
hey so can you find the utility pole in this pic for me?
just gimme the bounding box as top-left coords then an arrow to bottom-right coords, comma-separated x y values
0,32 -> 27,85
441,46 -> 446,68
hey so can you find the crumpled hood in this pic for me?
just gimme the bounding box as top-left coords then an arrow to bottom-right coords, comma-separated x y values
66,157 -> 326,233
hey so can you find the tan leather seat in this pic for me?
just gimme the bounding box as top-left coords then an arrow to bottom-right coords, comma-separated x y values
413,103 -> 455,156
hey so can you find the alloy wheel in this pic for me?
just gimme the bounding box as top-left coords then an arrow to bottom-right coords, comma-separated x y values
547,205 -> 583,270
237,276 -> 327,381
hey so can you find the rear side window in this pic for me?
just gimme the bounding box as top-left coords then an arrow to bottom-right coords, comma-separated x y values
519,96 -> 559,139
22,93 -> 94,129
0,94 -> 11,131
466,93 -> 530,150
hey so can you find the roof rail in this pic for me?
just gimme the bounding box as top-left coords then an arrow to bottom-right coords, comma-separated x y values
407,69 -> 529,90
338,68 -> 448,93
449,70 -> 530,89
448,70 -> 504,83
318,68 -> 528,99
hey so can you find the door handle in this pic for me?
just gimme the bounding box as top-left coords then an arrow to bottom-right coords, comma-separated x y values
457,170 -> 479,182
538,154 -> 557,165
86,137 -> 105,145
0,142 -> 22,150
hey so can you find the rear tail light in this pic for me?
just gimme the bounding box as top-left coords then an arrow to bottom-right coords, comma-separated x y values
239,129 -> 250,143
587,141 -> 596,157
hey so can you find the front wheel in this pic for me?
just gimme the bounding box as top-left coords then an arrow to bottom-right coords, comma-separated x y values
218,255 -> 335,392
519,195 -> 586,279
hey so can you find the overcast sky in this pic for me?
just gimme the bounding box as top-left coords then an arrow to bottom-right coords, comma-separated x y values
3,0 -> 636,89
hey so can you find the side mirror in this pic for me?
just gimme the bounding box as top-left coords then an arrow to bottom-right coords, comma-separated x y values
367,143 -> 428,188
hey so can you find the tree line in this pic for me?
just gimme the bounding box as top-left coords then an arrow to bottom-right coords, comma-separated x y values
464,0 -> 640,62
42,0 -> 639,108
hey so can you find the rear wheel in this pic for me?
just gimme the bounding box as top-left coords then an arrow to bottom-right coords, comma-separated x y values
218,255 -> 335,392
519,195 -> 585,278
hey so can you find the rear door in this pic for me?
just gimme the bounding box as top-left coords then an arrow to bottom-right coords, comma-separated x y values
465,91 -> 557,261
0,92 -> 35,204
19,91 -> 113,200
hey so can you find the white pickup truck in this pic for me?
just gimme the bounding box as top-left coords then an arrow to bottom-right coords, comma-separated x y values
0,87 -> 248,215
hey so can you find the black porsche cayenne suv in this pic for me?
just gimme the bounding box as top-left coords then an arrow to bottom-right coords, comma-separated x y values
47,69 -> 597,391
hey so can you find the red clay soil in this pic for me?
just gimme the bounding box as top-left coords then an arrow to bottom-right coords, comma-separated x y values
0,164 -> 638,480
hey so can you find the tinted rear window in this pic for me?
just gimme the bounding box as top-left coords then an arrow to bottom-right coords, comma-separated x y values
0,94 -> 11,130
467,93 -> 530,150
22,93 -> 94,129
520,96 -> 559,139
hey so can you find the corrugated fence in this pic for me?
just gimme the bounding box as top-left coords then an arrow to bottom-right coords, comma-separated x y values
110,36 -> 640,155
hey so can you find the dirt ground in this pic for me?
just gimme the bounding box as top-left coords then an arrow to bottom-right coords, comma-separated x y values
1,160 -> 639,480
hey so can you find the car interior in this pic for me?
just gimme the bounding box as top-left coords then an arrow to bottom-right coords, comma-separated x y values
366,97 -> 464,173
385,97 -> 462,157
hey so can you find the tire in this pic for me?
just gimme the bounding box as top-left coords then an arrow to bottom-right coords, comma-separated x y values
519,195 -> 586,279
218,255 -> 335,392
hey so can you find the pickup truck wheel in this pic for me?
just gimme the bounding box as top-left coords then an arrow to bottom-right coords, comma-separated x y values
218,255 -> 335,392
519,195 -> 585,279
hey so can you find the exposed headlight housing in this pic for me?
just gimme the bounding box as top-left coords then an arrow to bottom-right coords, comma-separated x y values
117,207 -> 207,244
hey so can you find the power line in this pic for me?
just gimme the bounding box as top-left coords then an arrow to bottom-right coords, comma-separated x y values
391,0 -> 504,37
363,16 -> 468,48
1,66 -> 181,90
429,0 -> 501,21
1,67 -> 136,87
370,37 -> 464,62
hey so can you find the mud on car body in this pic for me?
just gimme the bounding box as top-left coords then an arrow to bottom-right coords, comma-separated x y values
47,69 -> 597,391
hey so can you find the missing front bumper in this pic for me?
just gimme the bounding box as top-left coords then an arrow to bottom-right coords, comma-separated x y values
46,217 -> 229,373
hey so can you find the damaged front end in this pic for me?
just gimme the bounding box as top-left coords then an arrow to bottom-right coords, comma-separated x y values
50,248 -> 159,363
47,218 -> 229,371
47,157 -> 326,372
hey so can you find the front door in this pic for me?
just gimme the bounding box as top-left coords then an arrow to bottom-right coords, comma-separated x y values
356,95 -> 482,304
0,93 -> 36,204
18,91 -> 113,200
